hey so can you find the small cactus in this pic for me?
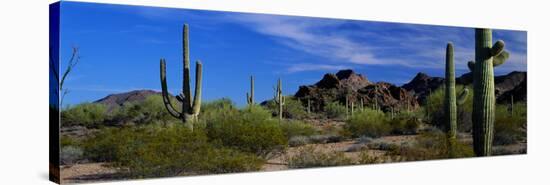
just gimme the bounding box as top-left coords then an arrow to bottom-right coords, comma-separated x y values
470,28 -> 509,156
274,78 -> 285,120
307,98 -> 311,114
159,24 -> 203,131
246,75 -> 254,106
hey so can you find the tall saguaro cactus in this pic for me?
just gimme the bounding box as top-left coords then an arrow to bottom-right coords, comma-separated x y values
247,75 -> 254,106
444,43 -> 469,139
470,28 -> 509,156
274,78 -> 285,120
160,24 -> 203,131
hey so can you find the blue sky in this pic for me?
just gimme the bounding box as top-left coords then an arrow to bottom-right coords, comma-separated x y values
58,1 -> 527,107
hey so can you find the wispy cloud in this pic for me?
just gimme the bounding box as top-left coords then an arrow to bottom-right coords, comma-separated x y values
286,63 -> 351,73
132,7 -> 527,73
228,14 -> 526,72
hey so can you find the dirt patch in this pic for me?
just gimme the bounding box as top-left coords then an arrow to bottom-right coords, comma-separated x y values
60,163 -> 124,184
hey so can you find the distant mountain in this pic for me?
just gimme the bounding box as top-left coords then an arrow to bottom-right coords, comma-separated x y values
94,90 -> 161,110
295,69 -> 418,112
402,71 -> 527,104
401,72 -> 444,104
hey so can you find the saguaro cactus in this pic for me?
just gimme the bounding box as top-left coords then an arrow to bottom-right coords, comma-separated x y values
307,98 -> 311,114
247,75 -> 254,106
274,78 -> 285,120
470,28 -> 509,156
444,43 -> 469,139
160,24 -> 203,131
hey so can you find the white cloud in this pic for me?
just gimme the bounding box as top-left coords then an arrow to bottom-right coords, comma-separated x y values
286,63 -> 351,73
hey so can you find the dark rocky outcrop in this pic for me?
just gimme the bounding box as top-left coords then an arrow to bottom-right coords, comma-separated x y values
295,69 -> 417,112
402,71 -> 527,105
402,72 -> 444,104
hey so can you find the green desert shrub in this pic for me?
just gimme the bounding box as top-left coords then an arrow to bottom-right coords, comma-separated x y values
494,102 -> 527,145
425,85 -> 473,132
387,116 -> 420,135
265,96 -> 307,119
289,136 -> 310,147
344,108 -> 390,138
111,95 -> 180,125
358,150 -> 383,164
204,104 -> 287,157
324,101 -> 347,119
280,120 -> 317,139
287,146 -> 353,168
60,135 -> 79,148
60,146 -> 84,165
388,131 -> 474,161
61,103 -> 108,127
83,124 -> 263,177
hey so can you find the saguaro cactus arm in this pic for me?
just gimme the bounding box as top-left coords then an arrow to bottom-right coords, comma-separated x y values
457,89 -> 469,105
247,76 -> 254,105
191,60 -> 203,115
160,59 -> 182,118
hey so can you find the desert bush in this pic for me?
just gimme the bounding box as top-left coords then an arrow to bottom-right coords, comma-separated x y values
307,134 -> 344,144
60,135 -> 78,148
346,143 -> 369,152
265,96 -> 307,119
388,131 -> 474,161
280,120 -> 317,139
358,150 -> 382,164
324,101 -> 347,119
425,85 -> 473,132
83,124 -> 263,177
60,146 -> 83,165
289,136 -> 310,147
287,146 -> 353,168
204,104 -> 287,156
344,108 -> 390,138
367,140 -> 399,151
61,103 -> 108,127
387,116 -> 420,135
110,95 -> 180,125
494,102 -> 527,145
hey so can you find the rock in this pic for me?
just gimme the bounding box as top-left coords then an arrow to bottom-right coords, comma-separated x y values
401,71 -> 527,105
402,72 -> 444,104
357,82 -> 419,111
295,69 -> 416,112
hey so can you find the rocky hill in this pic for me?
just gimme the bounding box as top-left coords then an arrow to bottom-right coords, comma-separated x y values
402,71 -> 527,104
295,69 -> 418,112
94,90 -> 162,110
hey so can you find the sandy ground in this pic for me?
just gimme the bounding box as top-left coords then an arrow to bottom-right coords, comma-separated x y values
60,163 -> 122,184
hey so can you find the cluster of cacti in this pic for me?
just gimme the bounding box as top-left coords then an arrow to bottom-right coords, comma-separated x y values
159,24 -> 203,131
274,78 -> 285,120
246,75 -> 254,106
444,43 -> 469,139
469,28 -> 509,156
345,96 -> 356,117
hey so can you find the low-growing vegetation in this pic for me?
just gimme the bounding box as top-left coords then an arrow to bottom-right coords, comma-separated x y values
494,102 -> 527,145
61,103 -> 108,127
83,124 -> 263,177
387,130 -> 475,161
343,108 -> 390,138
287,146 -> 353,168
